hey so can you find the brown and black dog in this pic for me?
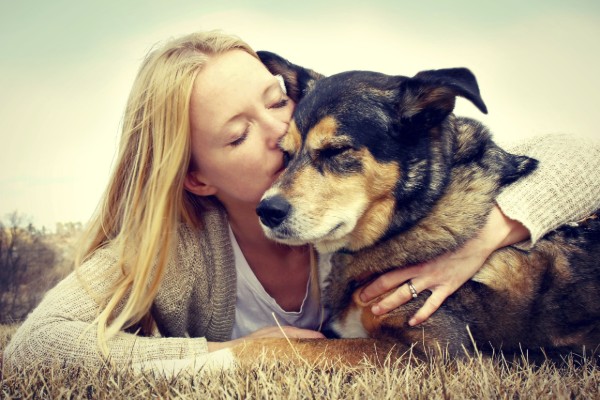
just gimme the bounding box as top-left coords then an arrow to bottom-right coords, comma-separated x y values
235,52 -> 600,366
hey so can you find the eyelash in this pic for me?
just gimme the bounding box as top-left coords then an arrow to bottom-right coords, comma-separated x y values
228,95 -> 289,147
229,129 -> 248,147
270,98 -> 289,109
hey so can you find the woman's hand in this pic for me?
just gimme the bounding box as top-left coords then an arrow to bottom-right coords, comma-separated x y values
359,205 -> 530,326
208,326 -> 325,352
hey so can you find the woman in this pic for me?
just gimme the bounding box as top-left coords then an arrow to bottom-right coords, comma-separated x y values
5,31 -> 599,373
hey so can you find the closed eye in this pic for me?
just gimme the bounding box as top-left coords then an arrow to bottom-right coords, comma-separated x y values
277,133 -> 297,158
229,128 -> 249,147
269,97 -> 289,109
318,146 -> 352,159
314,144 -> 362,174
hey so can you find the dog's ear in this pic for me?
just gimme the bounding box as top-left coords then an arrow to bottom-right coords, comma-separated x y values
498,153 -> 538,187
257,51 -> 324,103
397,68 -> 487,131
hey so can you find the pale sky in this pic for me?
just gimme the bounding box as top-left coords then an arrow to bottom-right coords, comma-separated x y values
1,0 -> 599,229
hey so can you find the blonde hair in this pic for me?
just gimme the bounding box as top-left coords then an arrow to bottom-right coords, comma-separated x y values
76,31 -> 257,354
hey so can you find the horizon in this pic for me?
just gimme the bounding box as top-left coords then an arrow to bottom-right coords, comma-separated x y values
1,0 -> 599,229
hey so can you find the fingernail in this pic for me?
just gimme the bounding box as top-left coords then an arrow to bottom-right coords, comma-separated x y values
360,291 -> 367,302
408,318 -> 417,326
371,305 -> 380,315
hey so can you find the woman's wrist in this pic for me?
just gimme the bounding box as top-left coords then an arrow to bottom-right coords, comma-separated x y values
486,204 -> 530,251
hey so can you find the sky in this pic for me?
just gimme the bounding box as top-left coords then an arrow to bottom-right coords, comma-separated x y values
1,0 -> 599,230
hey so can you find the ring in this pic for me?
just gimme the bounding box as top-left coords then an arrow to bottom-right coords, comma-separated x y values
407,280 -> 418,299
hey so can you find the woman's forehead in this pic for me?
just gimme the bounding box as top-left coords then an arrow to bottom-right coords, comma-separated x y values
189,50 -> 277,137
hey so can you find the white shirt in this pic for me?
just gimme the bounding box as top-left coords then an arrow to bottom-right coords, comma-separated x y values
229,226 -> 329,339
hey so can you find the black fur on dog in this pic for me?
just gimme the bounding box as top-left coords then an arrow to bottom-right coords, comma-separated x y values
256,51 -> 600,362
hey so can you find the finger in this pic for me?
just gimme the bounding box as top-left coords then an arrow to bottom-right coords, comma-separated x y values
371,281 -> 415,315
360,265 -> 423,302
408,290 -> 446,326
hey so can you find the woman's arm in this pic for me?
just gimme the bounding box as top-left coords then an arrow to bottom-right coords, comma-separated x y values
3,249 -> 210,374
496,134 -> 600,243
360,133 -> 600,324
5,245 -> 324,375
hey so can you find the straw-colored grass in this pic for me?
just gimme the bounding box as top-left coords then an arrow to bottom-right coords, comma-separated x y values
1,324 -> 598,399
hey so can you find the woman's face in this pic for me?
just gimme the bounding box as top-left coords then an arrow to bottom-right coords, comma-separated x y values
185,50 -> 294,210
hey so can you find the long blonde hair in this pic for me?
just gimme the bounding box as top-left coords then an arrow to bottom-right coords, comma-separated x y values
76,31 -> 257,354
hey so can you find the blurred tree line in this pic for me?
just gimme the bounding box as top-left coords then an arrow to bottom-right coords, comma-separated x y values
0,212 -> 81,324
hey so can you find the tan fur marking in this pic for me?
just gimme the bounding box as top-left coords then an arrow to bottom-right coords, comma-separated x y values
474,239 -> 577,303
231,337 -> 402,367
400,87 -> 454,118
305,116 -> 339,151
276,118 -> 400,251
347,153 -> 399,251
421,87 -> 456,112
284,158 -> 347,201
472,250 -> 539,307
350,289 -> 384,336
281,121 -> 302,154
288,158 -> 397,250
274,156 -> 367,252
550,330 -> 591,348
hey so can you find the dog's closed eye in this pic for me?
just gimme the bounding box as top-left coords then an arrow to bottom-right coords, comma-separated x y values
318,145 -> 353,159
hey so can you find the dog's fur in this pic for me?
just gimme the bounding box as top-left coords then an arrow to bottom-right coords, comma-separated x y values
242,52 -> 600,364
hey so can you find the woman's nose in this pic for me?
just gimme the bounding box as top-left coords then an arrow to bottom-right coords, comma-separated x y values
261,114 -> 288,149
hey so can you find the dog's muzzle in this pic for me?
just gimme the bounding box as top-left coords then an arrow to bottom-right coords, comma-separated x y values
256,195 -> 291,229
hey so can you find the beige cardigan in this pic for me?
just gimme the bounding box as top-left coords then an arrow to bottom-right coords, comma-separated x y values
4,134 -> 600,371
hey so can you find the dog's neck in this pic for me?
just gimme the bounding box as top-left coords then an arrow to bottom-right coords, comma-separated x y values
342,116 -> 493,255
321,114 -> 538,320
382,116 -> 499,261
328,116 -> 508,283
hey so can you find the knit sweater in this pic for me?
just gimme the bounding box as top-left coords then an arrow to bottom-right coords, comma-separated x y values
4,134 -> 600,372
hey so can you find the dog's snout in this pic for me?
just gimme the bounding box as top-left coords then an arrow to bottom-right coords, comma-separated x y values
256,195 -> 291,229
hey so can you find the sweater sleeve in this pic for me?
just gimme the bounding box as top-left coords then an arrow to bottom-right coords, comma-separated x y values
496,134 -> 600,243
3,248 -> 211,374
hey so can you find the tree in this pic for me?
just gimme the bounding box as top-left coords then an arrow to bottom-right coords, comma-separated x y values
0,212 -> 58,323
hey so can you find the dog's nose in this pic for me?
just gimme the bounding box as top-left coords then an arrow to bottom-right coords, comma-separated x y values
256,195 -> 291,228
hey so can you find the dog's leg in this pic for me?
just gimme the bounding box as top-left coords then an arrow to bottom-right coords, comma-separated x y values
230,337 -> 413,367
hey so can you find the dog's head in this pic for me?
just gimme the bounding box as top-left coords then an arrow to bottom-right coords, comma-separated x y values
256,51 -> 488,253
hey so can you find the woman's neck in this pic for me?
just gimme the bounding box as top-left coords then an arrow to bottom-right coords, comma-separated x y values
224,200 -> 311,312
225,202 -> 275,250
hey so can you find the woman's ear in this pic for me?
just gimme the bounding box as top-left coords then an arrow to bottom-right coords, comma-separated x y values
184,171 -> 218,196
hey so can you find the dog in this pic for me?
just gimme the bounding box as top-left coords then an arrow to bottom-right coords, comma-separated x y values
233,52 -> 600,366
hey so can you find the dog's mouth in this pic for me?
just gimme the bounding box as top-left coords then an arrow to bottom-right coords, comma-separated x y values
261,217 -> 353,253
263,222 -> 339,243
258,184 -> 369,253
327,222 -> 345,236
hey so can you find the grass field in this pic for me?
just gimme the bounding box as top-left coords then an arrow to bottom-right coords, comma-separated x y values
1,324 -> 599,399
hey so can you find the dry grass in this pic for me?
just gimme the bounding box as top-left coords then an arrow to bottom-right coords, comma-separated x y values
1,324 -> 598,399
